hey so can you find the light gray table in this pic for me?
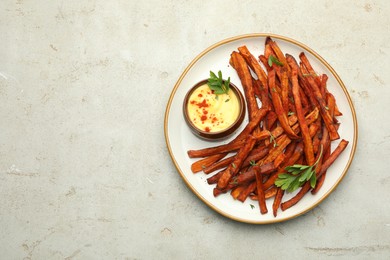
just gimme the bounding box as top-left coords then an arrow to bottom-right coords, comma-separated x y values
1,1 -> 389,259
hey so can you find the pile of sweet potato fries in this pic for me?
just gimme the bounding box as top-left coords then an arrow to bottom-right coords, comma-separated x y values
187,37 -> 349,217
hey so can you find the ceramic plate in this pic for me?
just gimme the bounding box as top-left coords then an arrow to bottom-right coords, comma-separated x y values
164,33 -> 357,224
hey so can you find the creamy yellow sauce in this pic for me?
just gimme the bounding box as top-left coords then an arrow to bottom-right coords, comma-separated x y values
187,84 -> 240,133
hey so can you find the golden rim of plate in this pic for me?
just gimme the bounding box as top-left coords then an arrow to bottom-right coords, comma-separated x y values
164,33 -> 358,224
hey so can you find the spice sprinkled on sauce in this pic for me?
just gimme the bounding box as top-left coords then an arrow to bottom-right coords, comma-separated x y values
187,84 -> 240,133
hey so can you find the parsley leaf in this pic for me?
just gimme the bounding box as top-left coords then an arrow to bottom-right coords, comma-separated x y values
268,55 -> 283,67
268,131 -> 278,147
275,145 -> 324,192
207,70 -> 230,96
230,177 -> 238,185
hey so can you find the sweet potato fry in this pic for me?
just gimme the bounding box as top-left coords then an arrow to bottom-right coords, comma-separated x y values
280,68 -> 289,114
309,122 -> 320,138
214,181 -> 243,196
213,187 -> 223,197
272,188 -> 284,217
318,139 -> 349,176
311,173 -> 325,195
272,63 -> 284,82
236,162 -> 275,185
252,78 -> 261,97
291,65 -> 315,165
191,153 -> 226,173
334,102 -> 343,117
217,135 -> 257,189
326,92 -> 341,124
269,116 -> 283,132
326,93 -> 335,117
305,75 -> 340,140
249,186 -> 278,200
265,186 -> 278,199
312,131 -> 321,155
207,170 -> 224,185
237,181 -> 257,202
299,52 -> 321,87
230,51 -> 258,119
280,182 -> 311,211
251,129 -> 272,141
252,79 -> 271,110
231,185 -> 247,200
320,125 -> 330,153
299,86 -> 310,112
202,155 -> 234,174
273,153 -> 286,169
282,142 -> 297,163
265,111 -> 278,130
300,61 -> 309,75
266,36 -> 291,75
269,69 -> 300,139
238,45 -> 268,90
311,143 -> 331,194
320,74 -> 328,99
255,167 -> 268,214
259,54 -> 272,72
241,146 -> 270,168
187,140 -> 244,158
264,40 -> 275,59
303,107 -> 320,126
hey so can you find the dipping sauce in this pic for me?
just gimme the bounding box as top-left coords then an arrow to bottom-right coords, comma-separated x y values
186,83 -> 240,133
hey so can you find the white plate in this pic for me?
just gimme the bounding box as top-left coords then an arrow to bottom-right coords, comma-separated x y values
164,34 -> 358,224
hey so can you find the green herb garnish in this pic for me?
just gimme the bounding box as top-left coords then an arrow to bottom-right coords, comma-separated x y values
249,160 -> 257,166
275,145 -> 323,192
250,204 -> 255,209
288,111 -> 295,116
207,70 -> 230,95
230,177 -> 238,185
268,131 -> 278,148
268,55 -> 283,67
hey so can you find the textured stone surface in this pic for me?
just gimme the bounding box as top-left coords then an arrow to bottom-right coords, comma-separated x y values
0,0 -> 389,259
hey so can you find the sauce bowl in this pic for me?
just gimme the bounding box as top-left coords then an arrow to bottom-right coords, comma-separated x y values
183,79 -> 246,141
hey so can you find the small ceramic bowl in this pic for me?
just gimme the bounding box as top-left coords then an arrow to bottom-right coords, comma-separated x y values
183,79 -> 246,141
